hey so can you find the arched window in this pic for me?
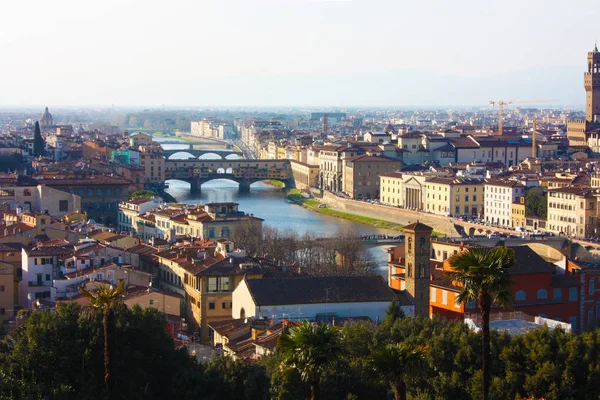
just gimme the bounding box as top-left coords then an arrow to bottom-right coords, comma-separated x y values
407,237 -> 412,254
419,263 -> 425,278
515,290 -> 526,301
407,263 -> 412,278
420,237 -> 426,254
537,289 -> 548,300
240,308 -> 246,320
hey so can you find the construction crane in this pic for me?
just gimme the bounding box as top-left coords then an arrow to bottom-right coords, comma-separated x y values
488,99 -> 554,135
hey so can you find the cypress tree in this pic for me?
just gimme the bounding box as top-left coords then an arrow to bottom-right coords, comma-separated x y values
33,121 -> 45,157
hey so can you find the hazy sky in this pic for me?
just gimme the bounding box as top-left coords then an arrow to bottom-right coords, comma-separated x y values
1,0 -> 599,107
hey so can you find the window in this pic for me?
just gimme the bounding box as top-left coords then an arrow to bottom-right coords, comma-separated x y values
515,290 -> 526,301
78,188 -> 84,196
0,308 -> 4,315
115,188 -> 121,195
442,290 -> 448,305
59,200 -> 68,212
208,228 -> 215,238
569,316 -> 578,330
96,189 -> 103,196
537,289 -> 548,299
149,299 -> 154,305
454,294 -> 461,308
570,287 -> 578,301
45,274 -> 51,281
105,188 -> 112,195
23,189 -> 32,196
87,189 -> 93,196
553,288 -> 562,301
0,285 -> 4,292
240,308 -> 246,319
207,277 -> 230,292
590,278 -> 595,296
209,302 -> 215,310
431,287 -> 437,302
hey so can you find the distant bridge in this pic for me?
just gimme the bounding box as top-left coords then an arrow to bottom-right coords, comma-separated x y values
164,159 -> 294,193
161,144 -> 244,160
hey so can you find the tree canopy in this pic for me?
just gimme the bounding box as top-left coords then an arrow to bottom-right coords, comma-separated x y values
3,306 -> 600,399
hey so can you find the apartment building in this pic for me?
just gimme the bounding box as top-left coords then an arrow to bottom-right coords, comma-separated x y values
342,155 -> 401,200
424,177 -> 484,217
547,187 -> 598,238
484,180 -> 526,226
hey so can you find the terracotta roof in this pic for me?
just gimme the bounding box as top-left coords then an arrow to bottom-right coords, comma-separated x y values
403,221 -> 434,232
26,246 -> 72,257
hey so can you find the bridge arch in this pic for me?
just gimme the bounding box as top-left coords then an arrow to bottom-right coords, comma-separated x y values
165,151 -> 198,160
198,153 -> 224,160
225,153 -> 242,160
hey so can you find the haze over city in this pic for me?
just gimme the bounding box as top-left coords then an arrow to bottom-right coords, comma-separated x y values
1,0 -> 598,107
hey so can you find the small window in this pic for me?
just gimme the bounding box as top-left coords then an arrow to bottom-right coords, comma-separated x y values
570,287 -> 578,301
209,302 -> 215,310
515,290 -> 526,301
45,274 -> 51,281
553,288 -> 562,301
149,299 -> 154,305
23,189 -> 32,196
0,285 -> 4,292
59,200 -> 69,212
537,289 -> 548,299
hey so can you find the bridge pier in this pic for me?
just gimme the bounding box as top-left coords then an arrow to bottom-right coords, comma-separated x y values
190,179 -> 202,195
239,182 -> 251,193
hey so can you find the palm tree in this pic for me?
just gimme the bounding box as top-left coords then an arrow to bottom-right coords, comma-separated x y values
278,321 -> 341,400
372,342 -> 428,400
446,246 -> 515,400
80,281 -> 125,400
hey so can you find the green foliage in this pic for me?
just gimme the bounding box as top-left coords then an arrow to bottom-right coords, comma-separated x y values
0,303 -> 212,399
33,121 -> 45,157
0,153 -> 25,173
524,189 -> 547,219
5,304 -> 600,400
130,190 -> 157,199
447,247 -> 515,400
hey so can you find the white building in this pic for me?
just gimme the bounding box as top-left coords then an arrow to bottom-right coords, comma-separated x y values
232,275 -> 413,323
484,180 -> 526,226
117,197 -> 160,234
20,247 -> 71,308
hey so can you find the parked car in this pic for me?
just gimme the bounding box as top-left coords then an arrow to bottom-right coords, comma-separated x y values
317,204 -> 327,208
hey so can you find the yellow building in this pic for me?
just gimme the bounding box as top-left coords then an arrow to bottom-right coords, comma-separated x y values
138,144 -> 165,184
157,240 -> 279,342
379,172 -> 404,206
425,177 -> 484,217
290,160 -> 319,189
547,187 -> 598,238
511,198 -> 526,228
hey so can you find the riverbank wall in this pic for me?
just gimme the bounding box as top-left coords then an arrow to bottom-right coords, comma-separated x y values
320,191 -> 461,237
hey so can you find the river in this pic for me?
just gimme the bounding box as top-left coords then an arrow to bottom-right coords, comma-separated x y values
156,136 -> 395,276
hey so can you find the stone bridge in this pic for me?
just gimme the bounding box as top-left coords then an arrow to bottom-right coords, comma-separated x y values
161,144 -> 244,160
164,159 -> 294,193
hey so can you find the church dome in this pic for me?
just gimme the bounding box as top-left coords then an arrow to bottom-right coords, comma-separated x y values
40,106 -> 53,127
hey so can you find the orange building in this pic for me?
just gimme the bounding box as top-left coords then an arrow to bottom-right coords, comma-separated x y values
389,235 -> 584,329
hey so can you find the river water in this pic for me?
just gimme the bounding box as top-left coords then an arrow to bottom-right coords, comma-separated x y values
157,136 -> 394,275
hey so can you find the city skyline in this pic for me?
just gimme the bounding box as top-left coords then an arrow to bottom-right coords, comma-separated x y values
1,0 -> 598,107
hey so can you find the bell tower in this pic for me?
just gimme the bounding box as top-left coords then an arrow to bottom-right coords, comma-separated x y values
585,43 -> 600,123
403,221 -> 433,318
